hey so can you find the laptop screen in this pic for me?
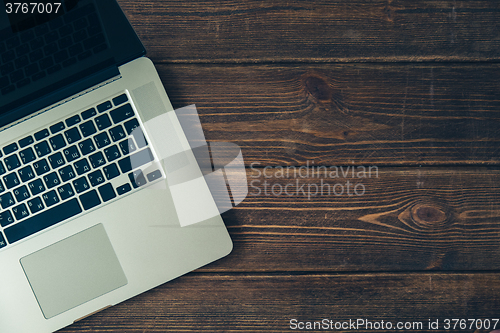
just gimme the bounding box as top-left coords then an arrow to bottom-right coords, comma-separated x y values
0,0 -> 145,127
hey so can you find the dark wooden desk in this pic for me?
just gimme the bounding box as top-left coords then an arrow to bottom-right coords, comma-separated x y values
60,1 -> 500,332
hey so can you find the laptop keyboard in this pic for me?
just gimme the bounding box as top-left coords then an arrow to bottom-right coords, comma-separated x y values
0,92 -> 163,249
0,3 -> 107,96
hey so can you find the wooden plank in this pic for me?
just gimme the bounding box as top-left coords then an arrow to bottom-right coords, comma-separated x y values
59,273 -> 500,332
156,63 -> 500,166
196,167 -> 500,272
117,0 -> 500,63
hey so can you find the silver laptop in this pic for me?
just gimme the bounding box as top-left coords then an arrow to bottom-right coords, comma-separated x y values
0,1 -> 232,332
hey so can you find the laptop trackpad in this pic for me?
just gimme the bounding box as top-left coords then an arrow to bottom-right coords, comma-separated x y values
20,224 -> 128,319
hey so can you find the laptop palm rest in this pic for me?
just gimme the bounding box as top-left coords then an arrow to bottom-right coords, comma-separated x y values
20,224 -> 128,319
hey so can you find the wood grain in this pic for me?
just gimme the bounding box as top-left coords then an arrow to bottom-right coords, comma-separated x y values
54,1 -> 500,332
156,63 -> 500,166
58,273 -> 500,332
117,0 -> 500,63
192,167 -> 500,272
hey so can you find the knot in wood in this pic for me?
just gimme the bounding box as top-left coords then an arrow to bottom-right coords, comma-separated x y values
304,76 -> 332,101
410,204 -> 448,228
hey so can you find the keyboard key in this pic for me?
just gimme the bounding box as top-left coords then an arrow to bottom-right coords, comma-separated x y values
4,154 -> 21,171
128,122 -> 147,149
1,62 -> 15,76
73,176 -> 90,193
3,142 -> 18,155
35,24 -> 49,37
13,185 -> 30,202
62,57 -> 77,68
81,107 -> 96,120
97,101 -> 112,113
21,30 -> 35,43
27,197 -> 44,214
49,134 -> 66,150
10,69 -> 24,83
43,172 -> 61,189
0,232 -> 5,248
32,72 -> 46,82
19,147 -> 36,164
16,78 -> 30,89
98,183 -> 116,202
79,120 -> 97,137
116,183 -> 131,195
42,190 -> 60,207
109,125 -> 126,142
0,162 -> 5,175
88,151 -> 105,168
24,63 -> 39,77
110,104 -> 134,123
2,50 -> 15,63
77,50 -> 92,61
0,210 -> 14,227
57,183 -> 75,200
103,163 -> 120,180
28,179 -> 45,195
73,17 -> 88,31
18,165 -> 35,182
147,170 -> 163,182
118,148 -> 154,173
123,118 -> 139,135
72,29 -> 87,43
65,114 -> 81,127
6,36 -> 20,49
119,139 -> 135,155
34,141 -> 51,157
40,56 -> 54,70
29,49 -> 43,63
63,146 -> 80,163
49,121 -> 65,134
3,173 -> 20,189
0,192 -> 15,209
104,145 -> 121,162
112,93 -> 128,106
54,49 -> 69,62
64,127 -> 81,144
4,198 -> 82,244
34,129 -> 50,141
33,159 -> 50,175
95,114 -> 111,130
88,170 -> 105,187
15,54 -> 29,67
129,170 -> 147,188
59,24 -> 73,37
68,41 -> 82,55
2,85 -> 15,95
78,138 -> 95,155
94,132 -> 111,149
74,158 -> 91,175
79,189 -> 101,210
0,180 -> 4,193
12,203 -> 29,220
58,165 -> 76,182
0,76 -> 9,90
48,152 -> 66,169
64,128 -> 82,145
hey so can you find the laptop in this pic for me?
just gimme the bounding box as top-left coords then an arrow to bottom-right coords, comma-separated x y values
0,1 -> 233,332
